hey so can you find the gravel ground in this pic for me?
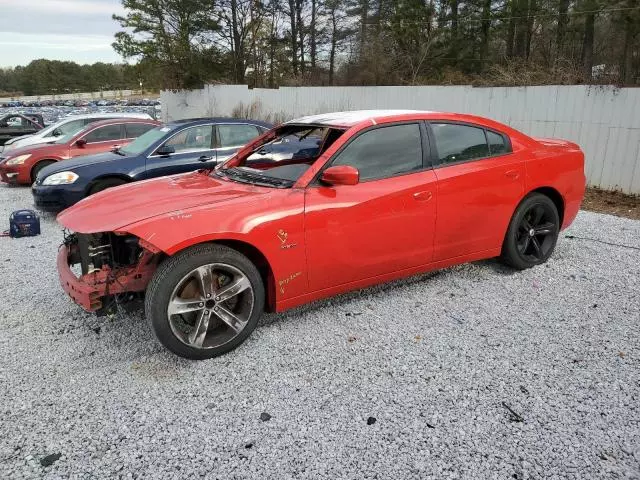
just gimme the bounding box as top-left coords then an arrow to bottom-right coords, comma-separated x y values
0,183 -> 638,480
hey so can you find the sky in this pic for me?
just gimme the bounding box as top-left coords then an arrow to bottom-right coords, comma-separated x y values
0,0 -> 127,67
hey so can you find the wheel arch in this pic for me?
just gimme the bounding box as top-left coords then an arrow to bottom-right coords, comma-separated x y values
85,174 -> 132,195
30,158 -> 59,181
158,238 -> 277,313
529,186 -> 565,226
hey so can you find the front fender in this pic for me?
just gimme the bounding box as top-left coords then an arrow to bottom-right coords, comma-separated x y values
117,189 -> 308,301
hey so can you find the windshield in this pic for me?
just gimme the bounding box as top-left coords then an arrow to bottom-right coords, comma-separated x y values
119,126 -> 170,156
54,133 -> 75,144
215,125 -> 345,188
42,118 -> 86,138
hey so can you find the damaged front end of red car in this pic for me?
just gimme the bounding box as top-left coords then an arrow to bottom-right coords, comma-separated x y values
58,231 -> 162,315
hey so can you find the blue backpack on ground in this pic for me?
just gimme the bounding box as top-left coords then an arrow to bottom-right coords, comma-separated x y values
9,210 -> 41,238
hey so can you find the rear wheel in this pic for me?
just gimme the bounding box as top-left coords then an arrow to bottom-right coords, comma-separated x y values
89,178 -> 127,196
31,160 -> 56,183
501,193 -> 560,270
145,244 -> 265,360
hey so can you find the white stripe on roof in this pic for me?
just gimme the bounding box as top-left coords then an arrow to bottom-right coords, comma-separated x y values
285,110 -> 435,127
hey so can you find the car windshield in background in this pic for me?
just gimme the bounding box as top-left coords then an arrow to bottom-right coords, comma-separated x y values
53,119 -> 87,137
119,126 -> 170,156
53,133 -> 75,144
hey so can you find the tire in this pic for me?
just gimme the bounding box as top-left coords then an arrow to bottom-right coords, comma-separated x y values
31,160 -> 56,183
145,243 -> 265,360
89,178 -> 127,196
500,192 -> 560,270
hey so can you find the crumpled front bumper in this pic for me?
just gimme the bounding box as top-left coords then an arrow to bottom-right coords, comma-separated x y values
57,244 -> 159,312
57,245 -> 101,311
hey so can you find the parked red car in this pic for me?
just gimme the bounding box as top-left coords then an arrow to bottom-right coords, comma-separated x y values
56,110 -> 585,359
0,118 -> 160,184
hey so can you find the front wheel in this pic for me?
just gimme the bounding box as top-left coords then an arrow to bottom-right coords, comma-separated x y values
145,244 -> 265,359
501,193 -> 560,270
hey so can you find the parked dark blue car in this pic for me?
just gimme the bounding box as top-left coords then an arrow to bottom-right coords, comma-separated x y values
32,118 -> 272,211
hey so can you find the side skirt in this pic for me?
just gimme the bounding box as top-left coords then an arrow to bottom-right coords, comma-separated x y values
274,248 -> 502,313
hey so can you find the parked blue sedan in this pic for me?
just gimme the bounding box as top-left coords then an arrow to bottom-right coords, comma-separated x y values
32,118 -> 271,211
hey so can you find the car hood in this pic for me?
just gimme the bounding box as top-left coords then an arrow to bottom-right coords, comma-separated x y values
57,171 -> 271,233
38,151 -> 125,177
0,141 -> 63,159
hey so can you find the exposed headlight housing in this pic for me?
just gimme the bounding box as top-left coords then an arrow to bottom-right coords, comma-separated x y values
5,154 -> 31,165
42,171 -> 79,185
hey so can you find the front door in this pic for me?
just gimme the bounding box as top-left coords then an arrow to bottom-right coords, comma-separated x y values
70,123 -> 124,157
304,122 -> 437,292
143,124 -> 217,179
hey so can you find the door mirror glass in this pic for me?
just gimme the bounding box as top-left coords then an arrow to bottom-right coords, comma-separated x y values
156,144 -> 176,156
75,138 -> 87,148
321,165 -> 359,186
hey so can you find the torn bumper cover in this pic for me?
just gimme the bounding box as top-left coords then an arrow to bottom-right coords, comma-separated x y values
57,243 -> 158,312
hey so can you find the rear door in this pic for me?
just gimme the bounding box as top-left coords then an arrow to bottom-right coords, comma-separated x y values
214,123 -> 264,163
143,124 -> 216,179
427,122 -> 525,261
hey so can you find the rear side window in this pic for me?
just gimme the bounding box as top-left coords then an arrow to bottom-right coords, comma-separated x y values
486,130 -> 508,155
83,124 -> 123,143
125,123 -> 155,138
330,123 -> 423,181
217,124 -> 261,148
431,123 -> 489,164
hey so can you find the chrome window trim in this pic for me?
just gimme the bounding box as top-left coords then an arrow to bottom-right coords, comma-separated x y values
147,122 -> 265,158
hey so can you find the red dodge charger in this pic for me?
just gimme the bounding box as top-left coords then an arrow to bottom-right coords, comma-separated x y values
56,110 -> 585,359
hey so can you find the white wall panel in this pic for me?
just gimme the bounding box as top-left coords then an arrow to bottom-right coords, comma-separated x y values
161,84 -> 640,193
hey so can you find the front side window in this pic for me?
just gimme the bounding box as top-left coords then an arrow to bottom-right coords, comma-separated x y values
431,123 -> 489,164
1,116 -> 22,128
330,123 -> 423,181
217,124 -> 261,148
163,125 -> 213,153
83,124 -> 123,143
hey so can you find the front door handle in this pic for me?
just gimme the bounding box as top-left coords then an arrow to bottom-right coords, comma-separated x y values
198,155 -> 214,162
505,169 -> 520,179
413,191 -> 433,201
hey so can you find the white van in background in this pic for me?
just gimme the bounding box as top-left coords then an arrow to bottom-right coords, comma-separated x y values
1,112 -> 154,153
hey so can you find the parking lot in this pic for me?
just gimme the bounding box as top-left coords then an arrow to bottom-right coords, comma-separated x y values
0,183 -> 638,479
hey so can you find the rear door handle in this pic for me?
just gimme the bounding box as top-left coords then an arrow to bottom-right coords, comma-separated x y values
505,169 -> 520,179
413,191 -> 433,201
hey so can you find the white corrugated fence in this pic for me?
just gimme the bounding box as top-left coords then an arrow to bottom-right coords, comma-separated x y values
161,84 -> 640,194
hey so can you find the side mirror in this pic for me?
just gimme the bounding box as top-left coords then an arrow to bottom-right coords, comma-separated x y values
156,144 -> 175,156
320,165 -> 360,186
75,138 -> 87,148
52,129 -> 62,136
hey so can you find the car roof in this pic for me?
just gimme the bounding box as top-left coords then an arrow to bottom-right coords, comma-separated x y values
59,112 -> 153,121
285,110 -> 436,127
166,117 -> 272,128
80,118 -> 159,128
